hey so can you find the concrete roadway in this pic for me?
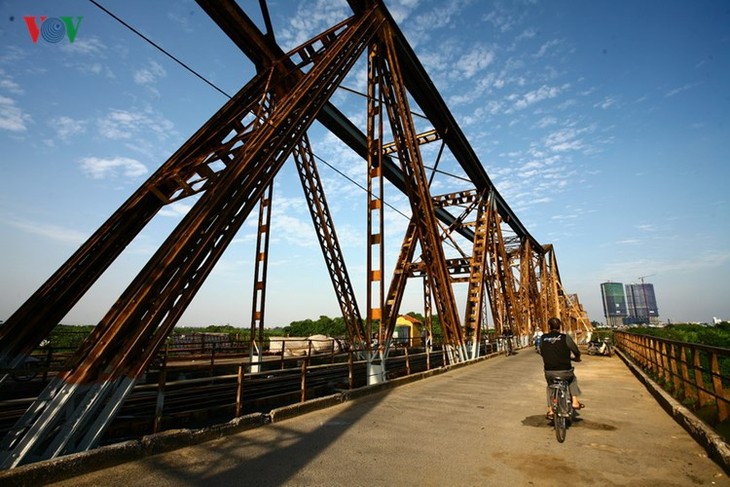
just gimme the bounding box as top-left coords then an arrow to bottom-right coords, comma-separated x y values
48,348 -> 729,487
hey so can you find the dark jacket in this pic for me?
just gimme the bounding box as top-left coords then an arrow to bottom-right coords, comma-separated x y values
541,331 -> 580,371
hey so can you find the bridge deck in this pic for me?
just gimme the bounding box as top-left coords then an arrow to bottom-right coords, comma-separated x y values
46,349 -> 729,486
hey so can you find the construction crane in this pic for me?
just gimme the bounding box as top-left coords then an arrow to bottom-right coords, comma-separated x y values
637,273 -> 656,284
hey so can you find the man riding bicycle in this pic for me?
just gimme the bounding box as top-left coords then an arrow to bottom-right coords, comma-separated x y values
540,317 -> 584,419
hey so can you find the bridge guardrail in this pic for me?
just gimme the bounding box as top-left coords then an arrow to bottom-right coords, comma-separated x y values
615,330 -> 730,425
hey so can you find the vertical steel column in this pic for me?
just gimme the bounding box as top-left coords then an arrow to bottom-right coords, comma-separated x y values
366,40 -> 386,383
250,182 -> 273,363
463,191 -> 493,359
377,28 -> 464,357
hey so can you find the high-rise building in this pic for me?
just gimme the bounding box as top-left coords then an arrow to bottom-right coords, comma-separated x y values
625,283 -> 659,325
600,282 -> 628,327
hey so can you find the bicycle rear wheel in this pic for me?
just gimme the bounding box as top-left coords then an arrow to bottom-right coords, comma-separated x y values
554,414 -> 566,442
554,386 -> 569,442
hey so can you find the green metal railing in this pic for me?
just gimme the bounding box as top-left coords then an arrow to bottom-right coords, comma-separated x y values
615,331 -> 730,423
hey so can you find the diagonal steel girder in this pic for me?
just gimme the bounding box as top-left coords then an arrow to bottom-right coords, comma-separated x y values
292,135 -> 366,343
375,30 -> 464,350
346,0 -> 541,251
196,0 -> 473,240
0,8 -> 384,468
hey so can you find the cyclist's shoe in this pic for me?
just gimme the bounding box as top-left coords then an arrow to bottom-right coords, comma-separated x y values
572,402 -> 585,409
545,412 -> 554,420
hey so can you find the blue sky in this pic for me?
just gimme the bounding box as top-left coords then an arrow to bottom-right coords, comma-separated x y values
1,0 -> 728,328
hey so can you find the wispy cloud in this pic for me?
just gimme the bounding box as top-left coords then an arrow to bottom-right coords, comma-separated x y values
134,60 -> 166,85
0,95 -> 31,132
508,84 -> 563,111
454,45 -> 496,79
277,0 -> 350,51
533,39 -> 561,58
0,70 -> 24,95
97,108 -> 176,142
52,116 -> 86,140
664,83 -> 697,98
80,156 -> 148,180
636,224 -> 657,232
594,96 -> 616,109
159,202 -> 193,218
544,125 -> 593,153
602,251 -> 730,278
60,36 -> 108,57
1,216 -> 86,245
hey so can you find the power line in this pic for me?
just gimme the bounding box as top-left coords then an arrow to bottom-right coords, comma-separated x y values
88,0 -> 232,99
312,153 -> 411,220
89,1 -> 470,226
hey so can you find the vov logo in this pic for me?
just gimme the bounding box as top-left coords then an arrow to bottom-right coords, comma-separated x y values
24,16 -> 83,44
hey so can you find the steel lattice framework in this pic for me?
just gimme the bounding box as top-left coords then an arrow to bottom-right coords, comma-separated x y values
0,0 -> 590,468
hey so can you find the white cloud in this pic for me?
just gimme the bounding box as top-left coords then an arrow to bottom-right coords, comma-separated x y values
80,156 -> 148,180
159,202 -> 193,218
511,84 -> 562,111
594,96 -> 616,109
0,75 -> 23,95
2,216 -> 86,245
97,108 -> 176,142
134,61 -> 166,85
0,95 -> 31,132
60,36 -> 107,57
455,45 -> 496,79
664,83 -> 696,98
277,0 -> 351,51
52,116 -> 86,140
544,126 -> 591,153
534,39 -> 561,58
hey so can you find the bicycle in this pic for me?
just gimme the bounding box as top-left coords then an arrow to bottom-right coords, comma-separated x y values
548,376 -> 574,443
502,335 -> 513,356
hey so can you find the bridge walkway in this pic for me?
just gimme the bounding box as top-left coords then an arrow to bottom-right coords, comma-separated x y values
45,348 -> 729,486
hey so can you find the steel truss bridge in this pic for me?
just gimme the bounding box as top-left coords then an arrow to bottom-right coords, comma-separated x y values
0,0 -> 590,469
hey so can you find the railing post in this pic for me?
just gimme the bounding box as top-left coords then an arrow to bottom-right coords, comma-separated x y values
235,364 -> 245,417
661,342 -> 672,384
210,342 -> 216,379
669,344 -> 681,393
348,349 -> 353,390
404,346 -> 410,376
153,351 -> 168,433
711,352 -> 729,422
652,338 -> 662,377
300,357 -> 308,402
680,345 -> 696,403
693,349 -> 711,406
281,340 -> 286,370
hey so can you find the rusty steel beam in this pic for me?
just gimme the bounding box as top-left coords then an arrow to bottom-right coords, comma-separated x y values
347,0 -> 541,252
292,135 -> 365,343
0,8 -> 384,468
463,191 -> 493,353
250,183 -> 274,351
196,0 -> 473,244
0,65 -> 274,380
366,40 -> 387,356
382,128 -> 440,155
376,27 -> 463,352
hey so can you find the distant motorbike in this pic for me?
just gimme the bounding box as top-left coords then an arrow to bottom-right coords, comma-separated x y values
587,337 -> 612,357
